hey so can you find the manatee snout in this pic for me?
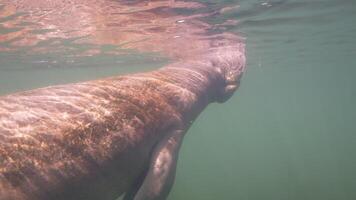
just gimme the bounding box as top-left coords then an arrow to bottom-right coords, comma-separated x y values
209,44 -> 246,103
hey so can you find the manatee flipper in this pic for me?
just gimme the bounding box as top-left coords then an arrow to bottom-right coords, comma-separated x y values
126,129 -> 185,200
123,167 -> 148,200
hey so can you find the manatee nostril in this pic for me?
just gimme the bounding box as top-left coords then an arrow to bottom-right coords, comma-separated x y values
216,42 -> 224,47
210,38 -> 229,48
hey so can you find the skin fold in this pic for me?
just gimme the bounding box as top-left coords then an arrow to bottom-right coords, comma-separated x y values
0,0 -> 246,199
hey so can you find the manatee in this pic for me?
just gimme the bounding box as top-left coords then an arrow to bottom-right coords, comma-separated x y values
0,41 -> 245,200
0,0 -> 246,200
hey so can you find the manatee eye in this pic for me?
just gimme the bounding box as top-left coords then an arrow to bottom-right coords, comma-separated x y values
210,60 -> 226,79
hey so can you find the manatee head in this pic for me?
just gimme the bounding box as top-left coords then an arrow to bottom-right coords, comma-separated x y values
209,42 -> 246,103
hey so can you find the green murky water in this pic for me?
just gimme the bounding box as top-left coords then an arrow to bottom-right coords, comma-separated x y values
1,0 -> 355,200
172,1 -> 356,200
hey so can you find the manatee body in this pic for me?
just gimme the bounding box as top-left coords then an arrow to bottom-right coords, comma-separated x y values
0,44 -> 245,200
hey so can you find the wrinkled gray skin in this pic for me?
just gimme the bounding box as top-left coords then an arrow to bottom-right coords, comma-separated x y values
0,42 -> 245,200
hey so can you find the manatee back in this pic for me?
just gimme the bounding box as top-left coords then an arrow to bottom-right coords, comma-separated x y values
0,75 -> 181,200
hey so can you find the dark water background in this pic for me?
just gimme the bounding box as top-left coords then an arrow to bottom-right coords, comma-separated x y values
1,0 -> 356,200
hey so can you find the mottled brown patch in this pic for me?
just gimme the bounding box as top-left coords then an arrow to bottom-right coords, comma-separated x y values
0,72 -> 193,199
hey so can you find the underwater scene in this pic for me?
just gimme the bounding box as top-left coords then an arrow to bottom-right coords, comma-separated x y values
0,0 -> 355,200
